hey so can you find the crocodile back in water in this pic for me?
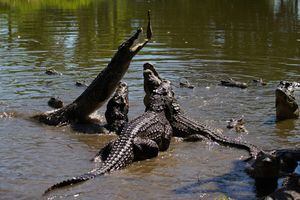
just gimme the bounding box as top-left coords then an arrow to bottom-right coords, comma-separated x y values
44,79 -> 174,195
143,62 -> 262,158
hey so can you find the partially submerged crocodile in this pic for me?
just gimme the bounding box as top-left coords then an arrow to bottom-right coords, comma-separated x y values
71,81 -> 129,134
276,81 -> 299,121
44,69 -> 173,194
33,11 -> 152,126
227,116 -> 248,133
143,63 -> 300,189
265,173 -> 300,200
104,81 -> 129,133
219,78 -> 248,89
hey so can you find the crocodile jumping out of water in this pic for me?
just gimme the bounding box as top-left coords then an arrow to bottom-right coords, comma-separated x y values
276,81 -> 300,121
44,70 -> 174,194
33,11 -> 152,126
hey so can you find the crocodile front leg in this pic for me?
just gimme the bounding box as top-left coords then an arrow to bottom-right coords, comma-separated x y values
133,137 -> 159,161
93,139 -> 159,162
93,124 -> 172,163
183,134 -> 207,142
92,141 -> 114,162
158,123 -> 172,151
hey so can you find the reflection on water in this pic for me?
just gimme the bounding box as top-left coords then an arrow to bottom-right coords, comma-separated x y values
0,0 -> 300,199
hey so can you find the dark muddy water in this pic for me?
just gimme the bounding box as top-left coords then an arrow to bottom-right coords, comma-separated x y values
0,0 -> 300,199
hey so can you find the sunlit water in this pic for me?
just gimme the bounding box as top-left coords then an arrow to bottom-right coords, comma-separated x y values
0,0 -> 300,199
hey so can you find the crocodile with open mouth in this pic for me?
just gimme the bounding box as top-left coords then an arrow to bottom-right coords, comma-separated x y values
44,67 -> 174,194
33,11 -> 152,127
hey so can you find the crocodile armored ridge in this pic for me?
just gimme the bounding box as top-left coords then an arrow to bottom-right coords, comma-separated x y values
276,81 -> 300,121
33,11 -> 152,126
44,68 -> 173,194
104,81 -> 129,133
70,81 -> 129,134
143,63 -> 260,158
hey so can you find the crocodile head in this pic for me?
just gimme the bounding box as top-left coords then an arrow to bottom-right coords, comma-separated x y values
143,62 -> 162,106
276,81 -> 299,121
105,82 -> 129,132
143,63 -> 182,118
246,151 -> 280,179
117,11 -> 152,60
143,63 -> 175,114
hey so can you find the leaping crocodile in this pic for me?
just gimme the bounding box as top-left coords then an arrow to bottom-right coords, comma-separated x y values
44,69 -> 173,194
33,11 -> 152,126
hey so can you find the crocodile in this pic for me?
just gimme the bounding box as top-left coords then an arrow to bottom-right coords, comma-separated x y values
143,63 -> 300,179
143,63 -> 260,158
219,78 -> 248,89
226,116 -> 248,133
276,81 -> 299,121
44,72 -> 173,194
142,64 -> 300,197
48,97 -> 63,109
246,148 -> 300,197
69,81 -> 129,134
104,81 -> 129,133
33,11 -> 152,126
265,173 -> 300,200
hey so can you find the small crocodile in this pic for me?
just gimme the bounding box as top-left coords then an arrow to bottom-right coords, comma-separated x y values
104,81 -> 129,133
276,81 -> 299,121
226,116 -> 248,133
44,71 -> 173,194
70,81 -> 129,134
265,173 -> 300,200
143,63 -> 260,158
219,78 -> 248,89
48,97 -> 63,109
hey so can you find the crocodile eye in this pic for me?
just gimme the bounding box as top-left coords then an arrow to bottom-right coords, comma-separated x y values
121,83 -> 126,87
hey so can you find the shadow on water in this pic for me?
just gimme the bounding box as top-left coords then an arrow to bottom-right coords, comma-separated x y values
0,0 -> 300,199
173,160 -> 255,199
172,159 -> 283,199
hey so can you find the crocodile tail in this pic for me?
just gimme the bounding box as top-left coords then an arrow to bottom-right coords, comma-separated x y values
44,173 -> 96,195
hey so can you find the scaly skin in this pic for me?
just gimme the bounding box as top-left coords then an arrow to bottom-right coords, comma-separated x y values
143,63 -> 260,158
266,173 -> 300,199
34,11 -> 152,126
276,81 -> 300,121
44,73 -> 173,195
105,81 -> 129,133
69,81 -> 129,134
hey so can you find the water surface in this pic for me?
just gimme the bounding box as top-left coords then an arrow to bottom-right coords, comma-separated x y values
0,0 -> 300,199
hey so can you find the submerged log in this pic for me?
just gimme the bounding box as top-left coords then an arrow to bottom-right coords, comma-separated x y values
33,11 -> 152,126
